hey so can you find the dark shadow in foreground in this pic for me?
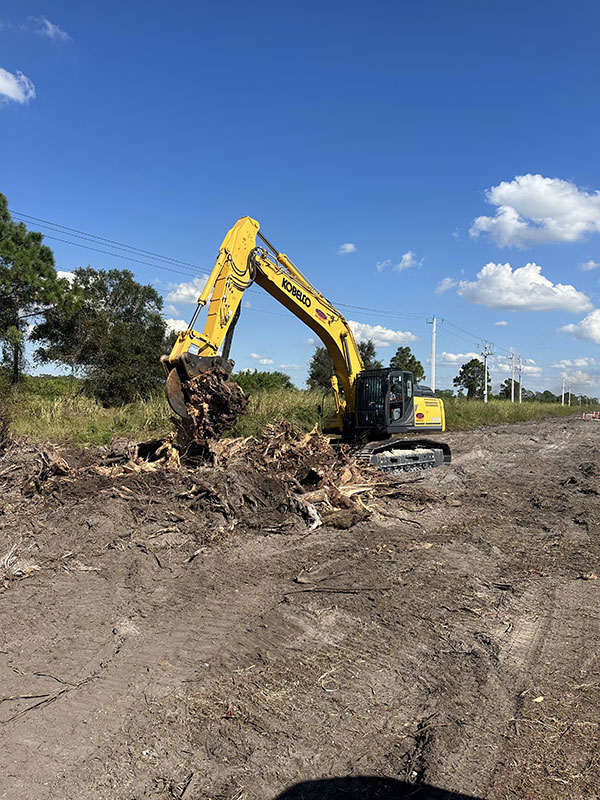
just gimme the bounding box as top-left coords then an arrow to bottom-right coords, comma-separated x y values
275,776 -> 485,800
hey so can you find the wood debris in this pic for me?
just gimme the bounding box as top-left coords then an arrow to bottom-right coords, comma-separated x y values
179,366 -> 249,452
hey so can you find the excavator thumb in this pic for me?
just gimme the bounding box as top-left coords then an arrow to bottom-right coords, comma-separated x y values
161,353 -> 234,419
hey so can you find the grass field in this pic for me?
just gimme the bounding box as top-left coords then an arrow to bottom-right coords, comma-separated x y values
2,379 -> 594,445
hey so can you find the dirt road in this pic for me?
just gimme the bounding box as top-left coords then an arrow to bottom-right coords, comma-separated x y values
1,416 -> 599,799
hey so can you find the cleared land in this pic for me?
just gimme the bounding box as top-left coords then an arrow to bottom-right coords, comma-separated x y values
1,416 -> 599,799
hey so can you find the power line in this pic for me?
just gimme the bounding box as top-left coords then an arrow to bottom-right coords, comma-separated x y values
445,318 -> 514,357
34,233 -> 204,280
12,208 -> 433,320
331,302 -> 426,321
436,327 -> 481,352
11,210 -> 204,272
12,207 -> 543,371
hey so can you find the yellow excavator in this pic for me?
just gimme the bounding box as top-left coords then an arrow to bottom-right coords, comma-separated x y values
161,217 -> 450,473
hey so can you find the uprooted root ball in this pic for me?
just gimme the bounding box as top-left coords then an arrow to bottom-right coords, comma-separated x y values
178,366 -> 249,456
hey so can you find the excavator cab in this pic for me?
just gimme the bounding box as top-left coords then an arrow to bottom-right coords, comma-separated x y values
354,369 -> 443,436
352,368 -> 450,472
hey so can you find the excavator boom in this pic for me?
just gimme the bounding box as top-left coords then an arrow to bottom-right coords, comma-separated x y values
162,217 -> 364,429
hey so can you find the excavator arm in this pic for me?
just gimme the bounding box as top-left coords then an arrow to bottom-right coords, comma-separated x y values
161,216 -> 364,429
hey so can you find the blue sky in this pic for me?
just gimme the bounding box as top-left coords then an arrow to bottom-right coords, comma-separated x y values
2,0 -> 600,393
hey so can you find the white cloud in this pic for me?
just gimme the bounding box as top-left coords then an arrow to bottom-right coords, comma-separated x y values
56,270 -> 75,284
580,259 -> 600,271
337,243 -> 356,255
492,355 -> 542,376
457,262 -> 592,313
435,277 -> 457,295
250,353 -> 274,365
349,320 -> 417,347
555,369 -> 595,387
438,351 -> 481,364
165,318 -> 187,334
552,357 -> 597,369
566,370 -> 595,387
306,337 -> 315,345
31,17 -> 71,41
165,276 -> 208,305
279,363 -> 301,370
376,251 -> 423,273
243,299 -> 251,309
0,67 -> 35,104
558,309 -> 600,344
470,174 -> 600,247
494,320 -> 508,326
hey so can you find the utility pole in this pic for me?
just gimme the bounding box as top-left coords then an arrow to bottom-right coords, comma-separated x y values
510,353 -> 515,403
568,383 -> 572,406
561,376 -> 565,406
431,316 -> 436,393
482,342 -> 492,403
426,316 -> 441,393
518,356 -> 523,404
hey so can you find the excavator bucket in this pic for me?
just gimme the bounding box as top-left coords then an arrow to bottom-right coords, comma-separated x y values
165,366 -> 190,418
161,353 -> 234,419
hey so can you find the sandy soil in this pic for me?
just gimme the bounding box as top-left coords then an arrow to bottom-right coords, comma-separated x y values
0,416 -> 599,800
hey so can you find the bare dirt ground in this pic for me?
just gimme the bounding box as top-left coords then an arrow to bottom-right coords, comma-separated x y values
1,416 -> 599,800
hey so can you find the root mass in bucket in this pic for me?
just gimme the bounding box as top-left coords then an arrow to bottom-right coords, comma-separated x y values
179,365 -> 249,451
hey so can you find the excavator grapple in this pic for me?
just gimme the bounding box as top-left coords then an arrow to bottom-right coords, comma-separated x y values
161,353 -> 234,419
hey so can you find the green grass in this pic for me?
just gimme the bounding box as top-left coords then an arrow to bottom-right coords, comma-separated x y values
3,385 -> 331,445
2,384 -> 595,446
6,392 -> 171,445
231,389 -> 330,437
443,396 -> 591,429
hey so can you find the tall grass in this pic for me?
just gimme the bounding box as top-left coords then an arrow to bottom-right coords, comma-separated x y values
2,385 -> 594,445
231,389 -> 330,437
4,386 -> 330,444
443,397 -> 587,429
6,392 -> 171,445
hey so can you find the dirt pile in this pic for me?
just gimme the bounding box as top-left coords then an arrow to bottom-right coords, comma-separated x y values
213,421 -> 403,529
0,422 -> 394,592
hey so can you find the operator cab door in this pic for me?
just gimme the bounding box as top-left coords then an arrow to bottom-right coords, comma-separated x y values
387,371 -> 415,432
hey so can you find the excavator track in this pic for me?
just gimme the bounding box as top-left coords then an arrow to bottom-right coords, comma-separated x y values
357,437 -> 451,475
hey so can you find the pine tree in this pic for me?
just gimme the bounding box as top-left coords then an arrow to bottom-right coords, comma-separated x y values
357,339 -> 382,369
389,346 -> 425,381
307,346 -> 333,390
453,358 -> 490,399
0,194 -> 67,384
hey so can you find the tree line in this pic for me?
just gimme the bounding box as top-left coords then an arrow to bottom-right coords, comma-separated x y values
1,194 -> 171,404
307,347 -> 596,405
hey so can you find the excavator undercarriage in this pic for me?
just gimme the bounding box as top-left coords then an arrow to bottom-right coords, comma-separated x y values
357,437 -> 452,474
